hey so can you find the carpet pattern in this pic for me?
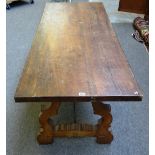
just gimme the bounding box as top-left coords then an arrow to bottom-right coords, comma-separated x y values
6,0 -> 148,155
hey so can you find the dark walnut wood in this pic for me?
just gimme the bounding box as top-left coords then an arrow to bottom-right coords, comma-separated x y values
37,101 -> 112,144
54,123 -> 96,137
14,3 -> 142,102
92,101 -> 113,144
37,102 -> 61,144
14,3 -> 143,145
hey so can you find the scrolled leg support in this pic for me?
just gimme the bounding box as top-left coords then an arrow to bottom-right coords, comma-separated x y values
92,101 -> 113,144
37,102 -> 61,144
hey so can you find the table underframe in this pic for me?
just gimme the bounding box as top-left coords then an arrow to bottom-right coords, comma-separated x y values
37,101 -> 113,144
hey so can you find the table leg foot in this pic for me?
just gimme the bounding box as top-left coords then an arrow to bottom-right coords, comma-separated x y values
92,101 -> 113,144
96,130 -> 113,144
37,128 -> 54,144
37,102 -> 61,144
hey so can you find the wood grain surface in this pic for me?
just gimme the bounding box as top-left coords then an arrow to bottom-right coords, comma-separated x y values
15,3 -> 143,102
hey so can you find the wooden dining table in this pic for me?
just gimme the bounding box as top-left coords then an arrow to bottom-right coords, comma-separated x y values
14,2 -> 143,145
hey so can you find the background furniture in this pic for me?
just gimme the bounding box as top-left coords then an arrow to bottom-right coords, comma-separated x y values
118,0 -> 149,15
6,0 -> 34,9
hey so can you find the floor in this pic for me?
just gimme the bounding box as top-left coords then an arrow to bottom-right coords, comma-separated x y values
6,0 -> 148,155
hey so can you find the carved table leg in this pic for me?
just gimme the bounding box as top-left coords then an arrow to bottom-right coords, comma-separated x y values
92,101 -> 113,144
37,102 -> 61,144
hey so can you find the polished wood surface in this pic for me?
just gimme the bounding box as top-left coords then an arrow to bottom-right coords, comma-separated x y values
14,3 -> 142,102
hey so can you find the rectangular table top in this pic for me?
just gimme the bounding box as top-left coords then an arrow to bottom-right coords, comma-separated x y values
15,2 -> 143,102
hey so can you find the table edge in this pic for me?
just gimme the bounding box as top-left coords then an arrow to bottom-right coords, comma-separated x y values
14,95 -> 143,102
